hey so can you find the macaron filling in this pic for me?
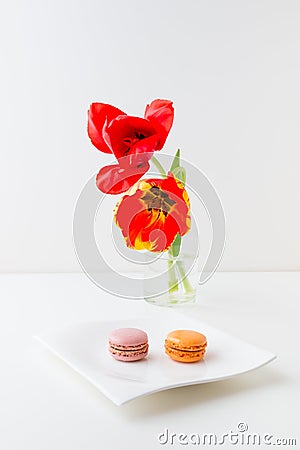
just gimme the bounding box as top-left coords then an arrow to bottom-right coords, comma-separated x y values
109,343 -> 148,354
166,345 -> 205,352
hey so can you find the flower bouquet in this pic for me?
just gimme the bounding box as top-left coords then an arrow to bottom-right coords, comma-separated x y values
87,99 -> 197,306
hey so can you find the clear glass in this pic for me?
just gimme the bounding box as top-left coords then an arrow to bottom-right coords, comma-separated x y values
143,253 -> 199,307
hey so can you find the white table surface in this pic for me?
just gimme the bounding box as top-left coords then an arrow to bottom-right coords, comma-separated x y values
0,272 -> 299,449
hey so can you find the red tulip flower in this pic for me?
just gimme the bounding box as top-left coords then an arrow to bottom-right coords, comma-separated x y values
114,172 -> 191,252
88,99 -> 174,194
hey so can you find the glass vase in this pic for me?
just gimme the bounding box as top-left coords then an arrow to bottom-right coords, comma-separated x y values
143,253 -> 198,307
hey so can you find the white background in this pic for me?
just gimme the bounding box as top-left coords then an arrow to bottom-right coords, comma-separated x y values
1,0 -> 299,273
0,3 -> 300,449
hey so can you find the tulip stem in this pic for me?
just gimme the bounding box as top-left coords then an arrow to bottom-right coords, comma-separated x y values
168,259 -> 179,292
151,156 -> 167,178
176,260 -> 194,294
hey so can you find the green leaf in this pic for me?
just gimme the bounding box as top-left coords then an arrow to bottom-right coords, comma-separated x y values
170,148 -> 180,172
169,233 -> 182,258
172,166 -> 186,185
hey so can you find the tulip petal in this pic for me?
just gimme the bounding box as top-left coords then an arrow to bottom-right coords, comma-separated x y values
88,103 -> 125,153
118,134 -> 159,169
128,210 -> 180,251
144,99 -> 174,150
114,173 -> 190,252
96,161 -> 150,195
103,115 -> 157,160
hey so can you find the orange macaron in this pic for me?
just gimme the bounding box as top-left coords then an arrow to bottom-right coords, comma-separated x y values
164,330 -> 207,363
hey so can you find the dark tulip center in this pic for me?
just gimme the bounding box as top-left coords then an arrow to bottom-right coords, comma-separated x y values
123,131 -> 147,155
141,185 -> 176,218
134,131 -> 146,140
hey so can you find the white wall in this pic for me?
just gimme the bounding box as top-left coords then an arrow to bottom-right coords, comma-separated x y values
1,0 -> 299,272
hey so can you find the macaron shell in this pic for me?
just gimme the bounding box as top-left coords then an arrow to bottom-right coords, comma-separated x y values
165,330 -> 207,351
164,329 -> 207,363
109,328 -> 148,346
108,327 -> 149,362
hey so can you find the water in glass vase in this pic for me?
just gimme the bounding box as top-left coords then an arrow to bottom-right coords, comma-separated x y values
143,253 -> 198,307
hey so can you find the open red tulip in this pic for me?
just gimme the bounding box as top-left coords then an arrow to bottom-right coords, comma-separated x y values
114,172 -> 191,252
88,99 -> 174,194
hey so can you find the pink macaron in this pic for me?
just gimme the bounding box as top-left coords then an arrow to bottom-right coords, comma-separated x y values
108,328 -> 149,362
